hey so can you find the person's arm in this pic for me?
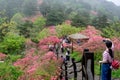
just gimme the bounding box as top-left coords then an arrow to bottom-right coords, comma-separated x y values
99,60 -> 107,63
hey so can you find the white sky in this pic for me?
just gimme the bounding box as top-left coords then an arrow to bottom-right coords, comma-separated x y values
106,0 -> 120,6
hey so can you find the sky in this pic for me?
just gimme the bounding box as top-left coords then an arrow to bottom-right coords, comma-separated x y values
106,0 -> 120,6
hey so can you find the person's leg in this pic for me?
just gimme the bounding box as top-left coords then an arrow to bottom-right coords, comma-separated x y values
107,64 -> 111,80
102,64 -> 110,80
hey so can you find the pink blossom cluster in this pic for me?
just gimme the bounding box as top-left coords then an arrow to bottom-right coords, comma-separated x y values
81,25 -> 101,38
42,51 -> 57,61
14,45 -> 61,80
74,26 -> 104,52
39,36 -> 60,45
38,45 -> 48,51
0,52 -> 7,61
14,48 -> 38,70
74,26 -> 120,53
48,26 -> 57,35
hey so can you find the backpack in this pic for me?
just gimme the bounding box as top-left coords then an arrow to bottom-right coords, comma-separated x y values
111,59 -> 120,70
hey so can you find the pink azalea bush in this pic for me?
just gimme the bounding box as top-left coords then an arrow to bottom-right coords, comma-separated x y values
75,26 -> 120,54
74,26 -> 104,52
39,36 -> 60,45
14,36 -> 62,80
48,26 -> 56,35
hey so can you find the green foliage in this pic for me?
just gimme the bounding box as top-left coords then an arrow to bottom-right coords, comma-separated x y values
30,17 -> 47,42
11,13 -> 24,25
56,23 -> 81,37
33,16 -> 46,28
112,70 -> 120,78
35,28 -> 50,41
39,0 -> 52,17
18,20 -> 33,38
6,54 -> 22,63
94,51 -> 102,63
0,62 -> 23,80
92,15 -> 109,29
22,0 -> 37,16
101,22 -> 120,38
0,0 -> 24,20
0,33 -> 25,54
39,0 -> 67,26
0,20 -> 18,41
46,10 -> 66,26
70,51 -> 82,61
71,11 -> 90,27
101,26 -> 116,38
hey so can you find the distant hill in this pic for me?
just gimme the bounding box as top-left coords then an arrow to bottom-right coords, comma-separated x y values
81,0 -> 120,20
39,0 -> 120,21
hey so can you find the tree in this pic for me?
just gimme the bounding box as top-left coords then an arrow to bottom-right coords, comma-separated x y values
0,0 -> 24,21
71,11 -> 90,27
22,0 -> 37,16
39,0 -> 52,17
18,20 -> 33,38
46,10 -> 66,26
0,32 -> 25,54
0,20 -> 18,42
56,23 -> 80,37
11,13 -> 24,25
31,17 -> 46,41
92,14 -> 109,29
39,0 -> 66,26
33,16 -> 46,30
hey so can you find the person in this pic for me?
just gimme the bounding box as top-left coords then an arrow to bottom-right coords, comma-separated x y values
65,48 -> 70,61
77,39 -> 81,46
99,40 -> 113,80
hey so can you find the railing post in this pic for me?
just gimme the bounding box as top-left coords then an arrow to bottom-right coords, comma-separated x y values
82,49 -> 94,80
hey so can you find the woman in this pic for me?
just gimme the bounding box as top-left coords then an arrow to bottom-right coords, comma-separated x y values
99,40 -> 113,80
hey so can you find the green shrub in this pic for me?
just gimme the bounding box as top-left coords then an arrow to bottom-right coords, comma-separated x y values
5,54 -> 22,63
94,51 -> 102,64
35,28 -> 50,41
0,62 -> 23,80
70,51 -> 82,61
0,33 -> 25,54
56,23 -> 81,38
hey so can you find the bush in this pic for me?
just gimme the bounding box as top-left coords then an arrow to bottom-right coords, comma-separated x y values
70,51 -> 82,61
56,23 -> 81,38
35,28 -> 50,42
0,33 -> 25,54
0,62 -> 23,80
6,54 -> 22,63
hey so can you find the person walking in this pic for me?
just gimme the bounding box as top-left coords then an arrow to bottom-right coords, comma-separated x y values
99,40 -> 113,80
